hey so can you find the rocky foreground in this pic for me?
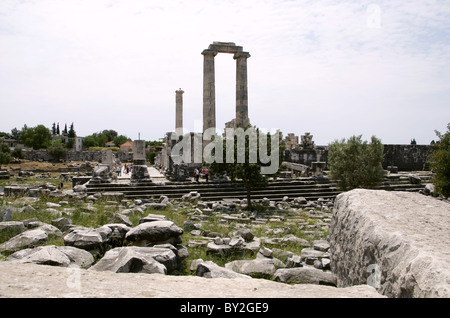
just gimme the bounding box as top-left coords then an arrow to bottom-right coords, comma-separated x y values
0,188 -> 448,298
330,189 -> 450,298
0,261 -> 381,298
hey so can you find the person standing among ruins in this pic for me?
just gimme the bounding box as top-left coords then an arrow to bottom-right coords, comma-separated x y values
204,167 -> 209,182
194,168 -> 200,183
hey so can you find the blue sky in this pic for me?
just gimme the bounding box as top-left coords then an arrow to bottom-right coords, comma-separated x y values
0,0 -> 449,145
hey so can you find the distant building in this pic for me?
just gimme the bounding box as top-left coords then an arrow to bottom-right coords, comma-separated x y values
105,141 -> 115,147
0,137 -> 17,150
284,133 -> 299,149
120,141 -> 134,153
51,135 -> 84,151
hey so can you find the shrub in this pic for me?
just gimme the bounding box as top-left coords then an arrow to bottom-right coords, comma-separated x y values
428,123 -> 450,198
328,135 -> 385,191
48,139 -> 67,160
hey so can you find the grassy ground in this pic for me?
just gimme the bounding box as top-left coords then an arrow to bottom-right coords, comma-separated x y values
1,162 -> 330,275
1,189 -> 330,275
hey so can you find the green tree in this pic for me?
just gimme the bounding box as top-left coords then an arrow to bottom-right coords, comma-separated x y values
48,139 -> 67,160
20,124 -> 52,150
0,139 -> 12,168
11,146 -> 24,159
428,123 -> 450,198
67,123 -> 76,149
113,135 -> 130,147
10,127 -> 20,140
209,126 -> 281,210
68,123 -> 76,138
328,135 -> 385,191
102,129 -> 118,142
83,132 -> 108,148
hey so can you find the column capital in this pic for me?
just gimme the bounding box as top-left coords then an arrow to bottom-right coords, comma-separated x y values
202,49 -> 218,56
176,88 -> 184,94
233,51 -> 251,59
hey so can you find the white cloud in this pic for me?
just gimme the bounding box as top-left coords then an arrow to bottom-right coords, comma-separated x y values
0,0 -> 449,144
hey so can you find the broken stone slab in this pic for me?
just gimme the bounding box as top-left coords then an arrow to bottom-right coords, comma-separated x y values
273,266 -> 337,286
89,246 -> 174,275
138,213 -> 167,224
181,191 -> 201,203
25,221 -> 63,238
104,223 -> 132,246
144,202 -> 168,210
225,258 -> 285,278
7,245 -> 94,268
63,226 -> 112,254
195,260 -> 252,279
0,206 -> 12,221
206,241 -> 233,256
0,221 -> 25,241
261,235 -> 310,247
0,229 -> 48,253
235,228 -> 254,242
108,213 -> 132,227
313,240 -> 330,252
125,220 -> 183,246
330,189 -> 450,297
46,202 -> 61,208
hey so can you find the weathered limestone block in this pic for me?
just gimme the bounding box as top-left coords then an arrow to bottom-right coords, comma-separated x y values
7,245 -> 94,268
89,246 -> 175,274
0,229 -> 48,253
125,220 -> 183,246
330,189 -> 450,298
273,266 -> 336,286
63,226 -> 112,254
225,258 -> 285,277
0,221 -> 25,240
195,260 -> 251,279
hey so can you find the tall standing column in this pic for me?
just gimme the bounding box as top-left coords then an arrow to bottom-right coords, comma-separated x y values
234,52 -> 250,128
175,88 -> 184,132
202,49 -> 217,133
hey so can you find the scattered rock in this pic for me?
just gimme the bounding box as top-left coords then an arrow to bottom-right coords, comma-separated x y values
274,267 -> 336,286
7,245 -> 94,268
225,258 -> 285,278
181,191 -> 201,203
330,189 -> 450,297
195,260 -> 251,279
0,229 -> 48,253
0,221 -> 25,241
89,246 -> 177,274
125,220 -> 183,246
63,226 -> 111,254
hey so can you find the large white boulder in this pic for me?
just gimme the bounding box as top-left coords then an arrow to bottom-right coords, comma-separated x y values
330,189 -> 450,297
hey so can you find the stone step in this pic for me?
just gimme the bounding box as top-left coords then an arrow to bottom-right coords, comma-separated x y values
84,171 -> 427,202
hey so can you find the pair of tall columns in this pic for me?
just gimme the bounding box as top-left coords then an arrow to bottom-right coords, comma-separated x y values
202,49 -> 250,133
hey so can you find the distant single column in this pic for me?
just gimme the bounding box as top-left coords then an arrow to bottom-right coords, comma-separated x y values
175,88 -> 184,131
234,51 -> 250,128
202,49 -> 217,133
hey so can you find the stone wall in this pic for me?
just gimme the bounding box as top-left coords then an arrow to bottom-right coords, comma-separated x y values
24,150 -> 133,163
383,144 -> 435,171
284,144 -> 435,171
283,146 -> 328,168
329,189 -> 450,297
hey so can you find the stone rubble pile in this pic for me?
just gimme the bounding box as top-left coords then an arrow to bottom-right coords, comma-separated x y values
0,194 -> 338,287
